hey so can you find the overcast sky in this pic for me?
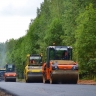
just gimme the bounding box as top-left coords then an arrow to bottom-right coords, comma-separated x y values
0,0 -> 44,43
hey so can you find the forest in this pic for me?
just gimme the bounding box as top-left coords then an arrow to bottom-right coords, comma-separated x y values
0,0 -> 96,80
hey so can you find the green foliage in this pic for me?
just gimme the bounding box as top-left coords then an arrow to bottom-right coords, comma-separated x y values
44,18 -> 63,45
75,3 -> 96,79
0,0 -> 96,79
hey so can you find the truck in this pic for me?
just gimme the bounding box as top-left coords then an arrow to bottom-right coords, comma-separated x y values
24,54 -> 43,83
4,64 -> 17,82
42,46 -> 78,84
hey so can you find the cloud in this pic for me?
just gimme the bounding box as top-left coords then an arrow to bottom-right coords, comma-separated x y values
0,16 -> 32,42
0,0 -> 43,16
0,0 -> 44,42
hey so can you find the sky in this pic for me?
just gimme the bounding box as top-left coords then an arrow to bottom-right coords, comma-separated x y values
0,0 -> 44,43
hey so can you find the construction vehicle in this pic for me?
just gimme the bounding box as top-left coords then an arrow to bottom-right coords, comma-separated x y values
24,54 -> 43,82
0,68 -> 6,80
42,46 -> 78,84
4,64 -> 17,82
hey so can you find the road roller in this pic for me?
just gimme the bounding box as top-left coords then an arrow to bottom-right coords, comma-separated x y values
24,54 -> 43,83
42,46 -> 78,84
4,64 -> 17,82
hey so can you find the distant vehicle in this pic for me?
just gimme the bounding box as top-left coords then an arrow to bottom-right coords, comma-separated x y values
0,68 -> 6,80
24,54 -> 43,83
4,64 -> 17,82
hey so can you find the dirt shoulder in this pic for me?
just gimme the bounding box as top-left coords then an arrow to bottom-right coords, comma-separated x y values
0,89 -> 12,96
0,88 -> 17,96
78,80 -> 96,85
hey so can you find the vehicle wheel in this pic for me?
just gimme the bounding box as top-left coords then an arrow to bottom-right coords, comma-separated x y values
72,80 -> 77,84
25,77 -> 29,83
14,79 -> 16,82
26,79 -> 29,83
24,75 -> 28,83
43,75 -> 46,83
5,79 -> 7,82
50,77 -> 52,84
50,73 -> 53,84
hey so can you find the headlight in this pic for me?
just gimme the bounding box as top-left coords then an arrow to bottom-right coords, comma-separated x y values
13,73 -> 16,76
6,74 -> 9,76
72,64 -> 78,70
52,64 -> 58,70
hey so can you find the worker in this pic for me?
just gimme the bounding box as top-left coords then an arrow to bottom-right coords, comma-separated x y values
33,60 -> 36,64
62,51 -> 69,60
30,59 -> 36,64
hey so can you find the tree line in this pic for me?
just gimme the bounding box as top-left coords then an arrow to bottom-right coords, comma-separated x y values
0,0 -> 96,79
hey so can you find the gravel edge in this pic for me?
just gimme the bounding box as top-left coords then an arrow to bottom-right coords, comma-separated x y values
0,88 -> 18,96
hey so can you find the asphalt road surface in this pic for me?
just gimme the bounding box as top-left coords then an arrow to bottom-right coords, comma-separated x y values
0,81 -> 96,96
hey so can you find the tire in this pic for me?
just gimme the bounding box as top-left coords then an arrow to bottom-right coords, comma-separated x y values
25,77 -> 29,83
24,75 -> 28,83
43,75 -> 46,83
26,79 -> 29,83
72,80 -> 77,84
5,78 -> 7,82
14,79 -> 16,82
50,77 -> 52,84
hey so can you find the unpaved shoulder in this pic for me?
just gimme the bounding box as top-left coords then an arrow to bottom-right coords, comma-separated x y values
78,80 -> 96,85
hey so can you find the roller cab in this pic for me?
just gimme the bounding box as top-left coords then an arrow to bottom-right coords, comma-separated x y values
42,46 -> 78,84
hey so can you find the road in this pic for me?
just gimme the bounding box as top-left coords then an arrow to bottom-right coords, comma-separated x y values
0,81 -> 96,96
